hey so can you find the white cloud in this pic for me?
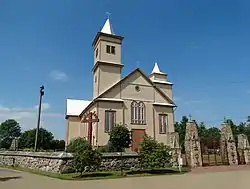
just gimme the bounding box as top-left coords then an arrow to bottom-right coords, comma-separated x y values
49,70 -> 68,81
0,103 -> 64,131
34,102 -> 50,111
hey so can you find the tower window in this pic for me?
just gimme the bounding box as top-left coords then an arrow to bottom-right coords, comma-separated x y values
95,48 -> 98,57
106,45 -> 115,54
111,46 -> 115,54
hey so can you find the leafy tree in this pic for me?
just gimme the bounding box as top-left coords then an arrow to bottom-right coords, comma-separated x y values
174,116 -> 188,151
108,124 -> 131,152
67,137 -> 102,175
51,140 -> 65,151
0,119 -> 21,149
139,135 -> 172,169
19,128 -> 54,150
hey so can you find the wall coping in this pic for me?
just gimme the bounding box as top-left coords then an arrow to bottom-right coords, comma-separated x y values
0,151 -> 139,159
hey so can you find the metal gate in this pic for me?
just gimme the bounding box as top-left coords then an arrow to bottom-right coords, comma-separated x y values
200,139 -> 229,166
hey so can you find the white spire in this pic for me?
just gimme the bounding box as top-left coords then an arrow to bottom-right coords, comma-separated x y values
101,18 -> 114,35
151,62 -> 163,74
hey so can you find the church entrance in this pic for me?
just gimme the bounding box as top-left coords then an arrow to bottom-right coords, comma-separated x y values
131,129 -> 146,152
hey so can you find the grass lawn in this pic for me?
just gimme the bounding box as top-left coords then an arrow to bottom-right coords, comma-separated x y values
1,165 -> 189,181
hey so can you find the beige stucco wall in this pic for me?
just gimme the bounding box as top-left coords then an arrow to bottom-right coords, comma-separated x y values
67,70 -> 175,148
94,64 -> 122,97
66,116 -> 88,146
94,36 -> 122,65
94,70 -> 175,146
96,101 -> 124,146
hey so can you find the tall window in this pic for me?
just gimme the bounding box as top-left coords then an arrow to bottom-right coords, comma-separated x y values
131,101 -> 146,124
159,114 -> 168,134
105,110 -> 116,133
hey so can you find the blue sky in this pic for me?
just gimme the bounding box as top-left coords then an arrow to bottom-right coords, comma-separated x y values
1,0 -> 250,139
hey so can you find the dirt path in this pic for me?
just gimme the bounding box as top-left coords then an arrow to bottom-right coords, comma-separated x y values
1,167 -> 250,189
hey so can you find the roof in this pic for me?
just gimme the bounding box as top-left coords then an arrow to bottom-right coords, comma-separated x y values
151,80 -> 173,85
66,99 -> 91,117
101,18 -> 114,35
151,62 -> 165,74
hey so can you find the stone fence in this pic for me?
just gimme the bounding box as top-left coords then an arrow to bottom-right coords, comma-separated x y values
0,151 -> 140,173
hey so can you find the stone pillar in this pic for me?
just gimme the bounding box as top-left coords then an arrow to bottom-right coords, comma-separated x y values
221,122 -> 238,165
184,121 -> 202,168
237,134 -> 250,164
167,132 -> 181,167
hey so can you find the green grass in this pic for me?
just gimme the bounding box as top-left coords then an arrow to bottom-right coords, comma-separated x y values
1,165 -> 189,181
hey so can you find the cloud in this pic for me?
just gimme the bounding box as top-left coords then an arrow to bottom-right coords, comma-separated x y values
49,70 -> 68,81
34,102 -> 50,111
0,103 -> 64,131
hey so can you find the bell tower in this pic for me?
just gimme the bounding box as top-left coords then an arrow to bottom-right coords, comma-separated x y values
92,18 -> 124,99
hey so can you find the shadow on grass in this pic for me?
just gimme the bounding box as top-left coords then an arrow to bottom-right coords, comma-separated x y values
126,168 -> 188,175
74,172 -> 114,178
0,176 -> 22,182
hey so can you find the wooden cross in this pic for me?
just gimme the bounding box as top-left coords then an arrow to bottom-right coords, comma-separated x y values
188,114 -> 192,122
81,111 -> 99,145
106,12 -> 111,19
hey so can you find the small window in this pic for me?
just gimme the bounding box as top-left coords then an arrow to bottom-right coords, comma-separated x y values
111,46 -> 115,54
95,48 -> 98,57
106,45 -> 111,53
159,114 -> 168,134
94,75 -> 97,83
105,110 -> 116,133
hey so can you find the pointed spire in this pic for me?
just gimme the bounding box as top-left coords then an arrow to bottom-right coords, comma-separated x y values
101,18 -> 115,35
151,62 -> 163,74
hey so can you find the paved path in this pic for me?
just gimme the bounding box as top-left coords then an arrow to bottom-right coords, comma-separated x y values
1,167 -> 250,189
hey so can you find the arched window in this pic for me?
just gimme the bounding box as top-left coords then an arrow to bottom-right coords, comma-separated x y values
131,101 -> 146,124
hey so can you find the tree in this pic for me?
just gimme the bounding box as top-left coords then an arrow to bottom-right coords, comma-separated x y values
0,119 -> 21,149
108,124 -> 131,152
50,140 -> 65,151
174,116 -> 188,150
19,128 -> 54,150
139,135 -> 172,169
67,137 -> 102,175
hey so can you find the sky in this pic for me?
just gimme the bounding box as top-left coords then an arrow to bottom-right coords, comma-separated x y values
1,0 -> 250,139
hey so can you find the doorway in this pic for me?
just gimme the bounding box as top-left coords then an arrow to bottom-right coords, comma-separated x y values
131,129 -> 146,152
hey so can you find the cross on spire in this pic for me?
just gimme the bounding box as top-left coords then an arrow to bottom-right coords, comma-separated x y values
188,114 -> 192,122
106,12 -> 111,19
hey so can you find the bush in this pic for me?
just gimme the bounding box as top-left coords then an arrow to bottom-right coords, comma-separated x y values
139,135 -> 172,169
97,142 -> 116,153
67,137 -> 102,175
108,124 -> 131,152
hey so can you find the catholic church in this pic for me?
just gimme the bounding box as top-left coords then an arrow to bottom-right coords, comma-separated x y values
65,18 -> 176,152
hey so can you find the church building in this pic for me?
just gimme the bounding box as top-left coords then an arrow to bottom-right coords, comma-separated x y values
65,18 -> 176,152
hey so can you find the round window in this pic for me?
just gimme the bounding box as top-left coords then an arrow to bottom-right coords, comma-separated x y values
135,85 -> 140,92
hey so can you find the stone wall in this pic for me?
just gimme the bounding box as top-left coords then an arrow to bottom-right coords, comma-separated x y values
0,151 -> 140,174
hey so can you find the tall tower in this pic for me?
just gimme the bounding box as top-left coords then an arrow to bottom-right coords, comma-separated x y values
92,18 -> 124,98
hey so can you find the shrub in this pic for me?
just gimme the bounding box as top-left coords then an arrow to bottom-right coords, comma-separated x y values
139,135 -> 172,169
108,124 -> 131,152
67,137 -> 102,175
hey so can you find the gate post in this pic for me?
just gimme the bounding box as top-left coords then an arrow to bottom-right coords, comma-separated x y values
184,121 -> 202,168
237,134 -> 250,164
221,122 -> 238,165
168,132 -> 181,167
